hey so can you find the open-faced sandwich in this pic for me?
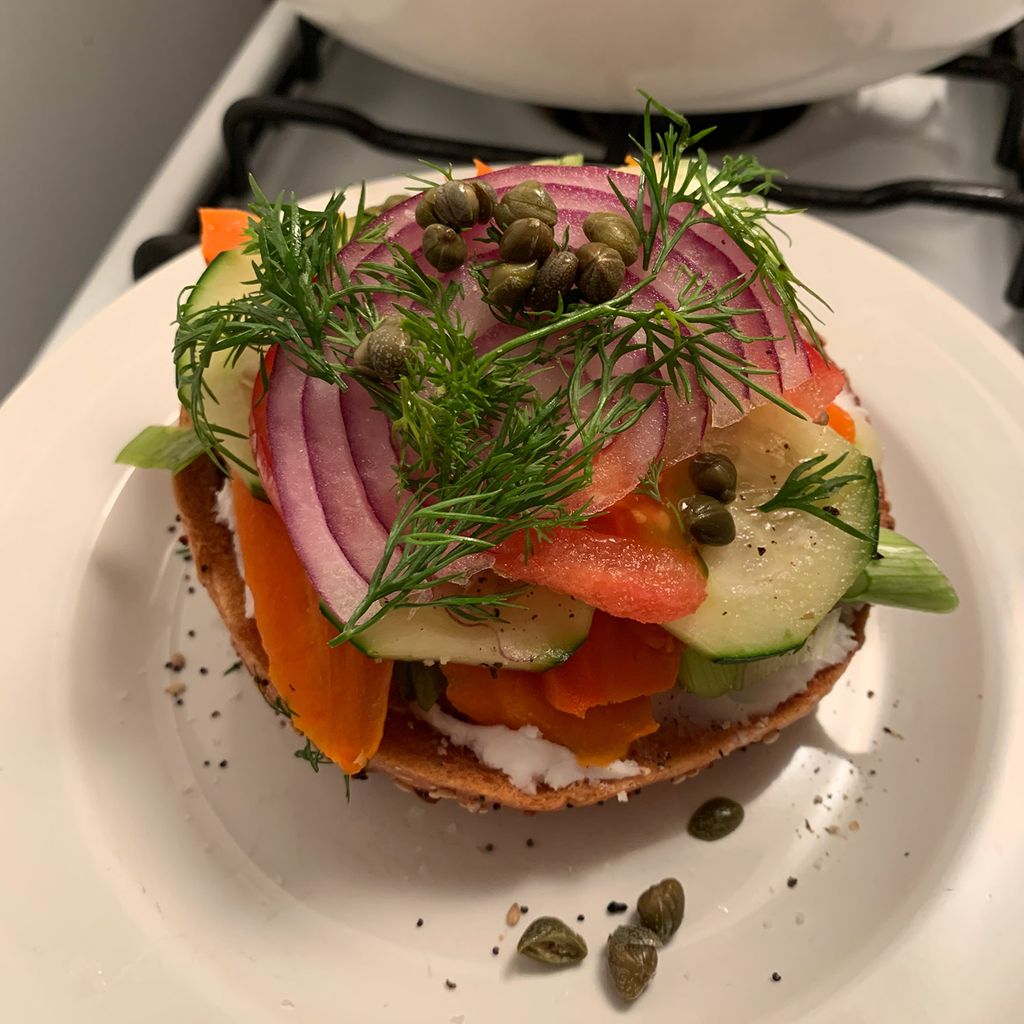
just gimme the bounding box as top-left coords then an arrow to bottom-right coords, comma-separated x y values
121,99 -> 957,812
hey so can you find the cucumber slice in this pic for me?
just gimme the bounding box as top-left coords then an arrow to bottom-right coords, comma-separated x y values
349,576 -> 594,671
176,248 -> 262,492
679,609 -> 850,698
663,404 -> 878,661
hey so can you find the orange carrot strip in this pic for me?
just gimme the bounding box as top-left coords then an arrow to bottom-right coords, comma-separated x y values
231,477 -> 392,774
473,158 -> 494,176
199,207 -> 252,264
443,663 -> 658,766
826,403 -> 856,443
540,611 -> 680,718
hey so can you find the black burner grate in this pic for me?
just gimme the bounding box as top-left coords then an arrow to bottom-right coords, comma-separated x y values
135,19 -> 1024,307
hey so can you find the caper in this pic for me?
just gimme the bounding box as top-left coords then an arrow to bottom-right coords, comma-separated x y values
517,916 -> 588,966
421,223 -> 468,272
576,242 -> 625,304
687,796 -> 745,841
353,315 -> 414,381
495,179 -> 558,229
364,192 -> 408,219
433,179 -> 480,229
486,261 -> 537,307
470,179 -> 498,224
636,878 -> 685,942
530,250 -> 579,311
607,925 -> 659,1001
689,451 -> 738,503
499,217 -> 555,263
415,187 -> 440,227
680,494 -> 736,546
583,211 -> 641,266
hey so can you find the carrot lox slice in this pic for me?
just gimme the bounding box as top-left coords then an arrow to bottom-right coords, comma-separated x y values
231,477 -> 392,774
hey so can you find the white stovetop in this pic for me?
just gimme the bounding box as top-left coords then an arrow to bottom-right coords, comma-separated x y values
43,16 -> 1024,359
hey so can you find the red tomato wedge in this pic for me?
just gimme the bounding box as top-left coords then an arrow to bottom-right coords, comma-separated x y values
492,526 -> 706,624
199,207 -> 252,264
783,343 -> 845,418
442,663 -> 659,766
540,610 -> 681,717
231,476 -> 392,774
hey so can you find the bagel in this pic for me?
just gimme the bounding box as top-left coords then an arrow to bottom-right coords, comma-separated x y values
172,446 -> 892,812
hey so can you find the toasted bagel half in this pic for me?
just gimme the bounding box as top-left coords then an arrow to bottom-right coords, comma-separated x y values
173,450 -> 891,812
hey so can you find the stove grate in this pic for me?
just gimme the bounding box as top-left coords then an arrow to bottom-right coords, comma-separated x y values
136,19 -> 1024,308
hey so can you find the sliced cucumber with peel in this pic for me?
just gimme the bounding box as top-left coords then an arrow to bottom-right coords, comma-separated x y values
663,404 -> 879,661
176,248 -> 263,492
679,608 -> 851,698
347,575 -> 594,671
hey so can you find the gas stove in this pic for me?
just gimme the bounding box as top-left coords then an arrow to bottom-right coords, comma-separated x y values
46,5 -> 1024,355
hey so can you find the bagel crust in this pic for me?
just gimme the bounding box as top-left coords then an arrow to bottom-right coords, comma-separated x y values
173,454 -> 891,812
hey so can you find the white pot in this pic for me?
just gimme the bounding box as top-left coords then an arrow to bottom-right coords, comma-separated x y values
286,0 -> 1023,112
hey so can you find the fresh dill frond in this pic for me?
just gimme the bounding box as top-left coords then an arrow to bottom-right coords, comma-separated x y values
294,738 -> 332,773
637,458 -> 666,503
174,95 -> 837,638
271,695 -> 295,718
758,452 -> 874,543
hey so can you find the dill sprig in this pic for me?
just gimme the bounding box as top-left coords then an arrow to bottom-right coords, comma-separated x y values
758,452 -> 874,543
294,737 -> 331,772
174,97 -> 828,638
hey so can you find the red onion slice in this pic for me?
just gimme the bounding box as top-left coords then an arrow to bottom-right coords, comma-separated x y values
266,354 -> 382,617
266,163 -> 817,620
338,383 -> 402,527
302,375 -> 390,581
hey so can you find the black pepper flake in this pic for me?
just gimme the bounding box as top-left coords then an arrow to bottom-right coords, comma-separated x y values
576,913 -> 585,922
218,759 -> 228,768
606,901 -> 629,914
491,946 -> 499,956
481,842 -> 495,853
525,838 -> 535,848
771,971 -> 782,983
757,546 -> 766,556
416,918 -> 424,927
520,905 -> 529,914
867,690 -> 875,698
175,697 -> 184,706
823,505 -> 840,517
187,586 -> 196,595
444,979 -> 457,990
187,629 -> 196,638
167,525 -> 176,533
210,710 -> 221,719
786,877 -> 798,889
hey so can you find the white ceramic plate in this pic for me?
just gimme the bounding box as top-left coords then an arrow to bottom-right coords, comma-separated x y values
2,177 -> 1023,1022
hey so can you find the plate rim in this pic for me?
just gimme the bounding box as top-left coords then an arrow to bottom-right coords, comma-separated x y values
2,176 -> 1023,1020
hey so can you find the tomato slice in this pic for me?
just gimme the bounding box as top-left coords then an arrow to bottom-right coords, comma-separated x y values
784,343 -> 845,418
492,526 -> 706,623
